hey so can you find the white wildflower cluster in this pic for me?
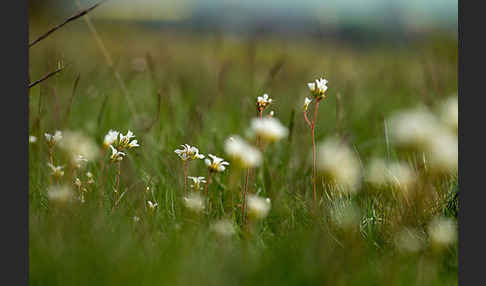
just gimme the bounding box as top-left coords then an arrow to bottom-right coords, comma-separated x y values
316,137 -> 361,194
250,117 -> 288,143
183,193 -> 205,213
256,93 -> 273,113
44,130 -> 63,147
188,176 -> 206,191
174,144 -> 205,161
247,195 -> 271,220
224,136 -> 262,169
307,77 -> 328,99
438,96 -> 458,134
104,130 -> 139,163
388,101 -> 458,174
205,154 -> 230,173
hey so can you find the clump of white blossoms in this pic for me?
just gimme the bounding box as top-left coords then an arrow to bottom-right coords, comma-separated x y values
29,135 -> 37,144
224,136 -> 262,169
47,163 -> 65,178
47,185 -> 73,203
210,219 -> 236,237
188,176 -> 206,191
438,96 -> 458,134
174,144 -> 205,161
316,137 -> 361,194
366,158 -> 416,193
106,130 -> 140,163
183,193 -> 205,213
427,217 -> 457,248
205,154 -> 230,173
247,195 -> 271,220
44,130 -> 63,147
256,93 -> 273,113
250,117 -> 289,143
303,97 -> 312,111
58,130 -> 100,164
307,77 -> 328,99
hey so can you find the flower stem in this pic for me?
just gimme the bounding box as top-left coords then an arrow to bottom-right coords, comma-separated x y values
99,148 -> 106,208
204,170 -> 212,197
311,99 -> 320,206
242,168 -> 250,224
114,161 -> 121,209
182,161 -> 187,196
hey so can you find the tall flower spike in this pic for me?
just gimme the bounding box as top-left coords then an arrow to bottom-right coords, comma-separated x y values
205,154 -> 229,173
256,93 -> 273,113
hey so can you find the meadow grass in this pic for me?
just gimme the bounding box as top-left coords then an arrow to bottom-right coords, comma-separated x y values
29,24 -> 457,285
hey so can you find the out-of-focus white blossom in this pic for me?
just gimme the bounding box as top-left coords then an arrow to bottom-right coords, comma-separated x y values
210,219 -> 236,237
224,136 -> 262,168
183,193 -> 205,213
428,217 -> 457,248
250,117 -> 288,143
47,185 -> 73,203
205,154 -> 229,173
103,129 -> 119,148
58,130 -> 99,164
316,137 -> 361,193
174,144 -> 205,161
439,96 -> 458,133
188,176 -> 206,191
426,131 -> 458,173
247,195 -> 271,220
29,135 -> 37,143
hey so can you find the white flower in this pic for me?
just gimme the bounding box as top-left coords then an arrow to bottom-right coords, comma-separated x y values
247,195 -> 271,220
133,216 -> 141,223
187,176 -> 207,191
74,177 -> 82,187
438,96 -> 458,133
210,219 -> 236,237
29,135 -> 37,143
47,185 -> 73,203
118,130 -> 139,149
307,77 -> 328,98
316,137 -> 361,193
224,136 -> 262,168
366,158 -> 416,193
103,129 -> 119,148
426,131 -> 458,173
174,144 -> 205,161
109,145 -> 126,162
44,130 -> 63,146
250,117 -> 288,143
147,200 -> 158,210
58,130 -> 99,163
388,107 -> 443,152
47,163 -> 64,178
183,193 -> 205,213
205,154 -> 229,173
128,140 -> 139,149
269,110 -> 275,117
303,97 -> 312,111
256,93 -> 273,112
428,217 -> 457,247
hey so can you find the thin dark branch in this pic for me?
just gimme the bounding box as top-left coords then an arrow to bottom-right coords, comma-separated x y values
28,67 -> 65,89
29,0 -> 108,48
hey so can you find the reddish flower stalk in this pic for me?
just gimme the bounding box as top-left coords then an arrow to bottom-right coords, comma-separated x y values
182,161 -> 187,196
304,98 -> 321,205
204,170 -> 212,197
